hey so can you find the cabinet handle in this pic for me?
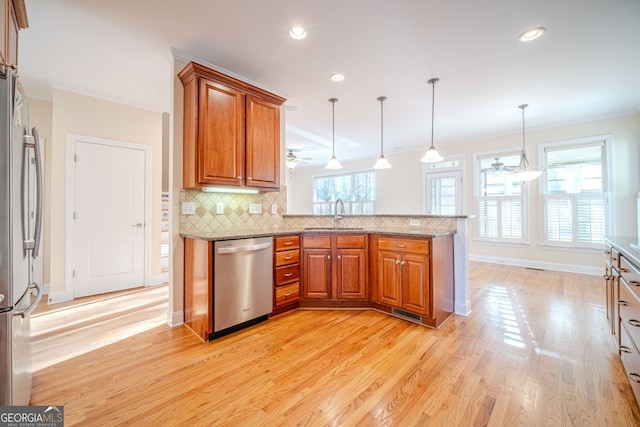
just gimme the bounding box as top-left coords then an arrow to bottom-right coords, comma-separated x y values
629,281 -> 640,287
284,292 -> 293,297
395,260 -> 401,265
284,273 -> 293,277
237,176 -> 242,180
620,345 -> 634,354
604,250 -> 611,255
612,257 -> 618,262
284,242 -> 293,246
401,261 -> 406,266
284,256 -> 293,260
247,176 -> 252,180
620,268 -> 629,273
628,319 -> 640,328
338,255 -> 342,260
396,244 -> 406,248
327,255 -> 331,260
629,373 -> 640,384
618,300 -> 629,306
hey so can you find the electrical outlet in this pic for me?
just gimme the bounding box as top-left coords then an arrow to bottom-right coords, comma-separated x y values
249,203 -> 262,215
216,202 -> 224,215
181,202 -> 196,215
271,204 -> 277,215
409,219 -> 420,227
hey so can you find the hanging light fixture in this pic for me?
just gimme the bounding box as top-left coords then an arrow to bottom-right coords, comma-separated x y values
325,98 -> 343,169
508,104 -> 542,182
420,78 -> 443,163
373,96 -> 392,169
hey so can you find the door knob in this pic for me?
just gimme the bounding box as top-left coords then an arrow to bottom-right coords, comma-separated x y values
132,223 -> 143,228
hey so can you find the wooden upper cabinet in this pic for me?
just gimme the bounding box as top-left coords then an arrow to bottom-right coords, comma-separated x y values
179,61 -> 285,190
246,95 -> 280,189
1,0 -> 28,72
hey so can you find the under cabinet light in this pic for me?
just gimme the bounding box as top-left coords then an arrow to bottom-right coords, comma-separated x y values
202,187 -> 259,194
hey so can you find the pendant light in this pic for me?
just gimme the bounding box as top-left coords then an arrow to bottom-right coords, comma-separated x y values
420,77 -> 443,163
325,98 -> 343,169
373,96 -> 392,169
508,104 -> 542,182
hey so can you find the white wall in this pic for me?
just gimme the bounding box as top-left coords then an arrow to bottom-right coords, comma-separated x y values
48,89 -> 164,297
287,113 -> 640,274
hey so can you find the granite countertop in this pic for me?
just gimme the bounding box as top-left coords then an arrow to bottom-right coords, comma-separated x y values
605,236 -> 640,267
181,227 -> 456,241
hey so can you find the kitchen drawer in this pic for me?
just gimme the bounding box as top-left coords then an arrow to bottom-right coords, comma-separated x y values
618,280 -> 640,347
620,256 -> 640,292
619,324 -> 640,404
275,249 -> 299,266
302,234 -> 331,249
377,237 -> 429,255
275,263 -> 300,285
275,282 -> 299,307
336,234 -> 366,249
275,235 -> 300,251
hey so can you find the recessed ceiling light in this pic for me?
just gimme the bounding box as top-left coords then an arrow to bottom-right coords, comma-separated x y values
289,27 -> 307,40
330,73 -> 345,82
519,27 -> 546,42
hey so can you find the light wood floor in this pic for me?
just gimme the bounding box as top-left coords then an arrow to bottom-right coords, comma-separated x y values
30,263 -> 640,426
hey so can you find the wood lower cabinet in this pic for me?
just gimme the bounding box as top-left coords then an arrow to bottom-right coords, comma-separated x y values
301,233 -> 368,303
179,61 -> 285,190
372,234 -> 454,328
272,235 -> 300,315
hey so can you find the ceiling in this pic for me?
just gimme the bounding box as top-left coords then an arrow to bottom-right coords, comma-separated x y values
18,0 -> 640,167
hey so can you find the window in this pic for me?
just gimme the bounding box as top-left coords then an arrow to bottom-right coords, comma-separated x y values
475,153 -> 527,242
313,170 -> 376,214
541,139 -> 607,248
425,155 -> 464,215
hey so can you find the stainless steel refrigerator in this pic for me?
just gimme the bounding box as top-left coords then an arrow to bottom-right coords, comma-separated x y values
0,68 -> 43,406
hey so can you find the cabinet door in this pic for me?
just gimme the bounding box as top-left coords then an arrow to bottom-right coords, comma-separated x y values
198,79 -> 244,186
336,248 -> 367,299
245,95 -> 280,189
302,249 -> 331,299
378,250 -> 402,307
402,253 -> 430,316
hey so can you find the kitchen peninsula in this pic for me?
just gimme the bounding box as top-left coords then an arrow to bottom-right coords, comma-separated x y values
182,212 -> 471,341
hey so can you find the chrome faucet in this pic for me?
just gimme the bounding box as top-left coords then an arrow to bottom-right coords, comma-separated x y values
334,198 -> 345,228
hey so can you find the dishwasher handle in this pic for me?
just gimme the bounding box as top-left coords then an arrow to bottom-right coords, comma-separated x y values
216,242 -> 272,254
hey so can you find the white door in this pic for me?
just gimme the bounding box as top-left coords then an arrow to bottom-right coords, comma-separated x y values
72,139 -> 146,297
426,170 -> 463,215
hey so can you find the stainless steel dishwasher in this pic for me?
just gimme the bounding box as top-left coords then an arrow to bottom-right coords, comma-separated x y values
212,236 -> 273,339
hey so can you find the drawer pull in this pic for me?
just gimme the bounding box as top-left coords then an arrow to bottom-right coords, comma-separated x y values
396,244 -> 407,248
630,281 -> 640,287
629,373 -> 640,384
604,250 -> 611,255
620,268 -> 630,273
620,345 -> 633,354
618,300 -> 629,306
284,292 -> 293,297
284,273 -> 293,277
284,256 -> 293,260
284,242 -> 293,246
628,319 -> 640,328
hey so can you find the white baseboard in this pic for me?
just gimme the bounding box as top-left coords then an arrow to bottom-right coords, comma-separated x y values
455,301 -> 472,316
42,282 -> 51,296
167,310 -> 183,327
469,254 -> 602,276
148,273 -> 169,286
46,290 -> 72,305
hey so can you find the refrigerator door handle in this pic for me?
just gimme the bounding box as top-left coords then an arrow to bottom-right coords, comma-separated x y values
13,282 -> 42,318
21,134 -> 34,251
31,127 -> 43,258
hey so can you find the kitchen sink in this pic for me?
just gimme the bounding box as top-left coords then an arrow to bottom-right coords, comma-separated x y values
304,227 -> 364,231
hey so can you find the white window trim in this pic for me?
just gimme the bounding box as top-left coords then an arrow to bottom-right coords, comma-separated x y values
538,134 -> 612,247
423,154 -> 466,215
312,168 -> 378,215
473,148 -> 530,244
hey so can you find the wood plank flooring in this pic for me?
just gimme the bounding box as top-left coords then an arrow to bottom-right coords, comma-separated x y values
30,263 -> 640,426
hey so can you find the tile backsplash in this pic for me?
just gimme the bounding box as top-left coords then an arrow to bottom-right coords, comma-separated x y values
181,187 -> 287,234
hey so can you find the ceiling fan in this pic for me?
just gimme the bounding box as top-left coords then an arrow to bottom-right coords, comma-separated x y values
285,149 -> 312,169
482,157 -> 517,173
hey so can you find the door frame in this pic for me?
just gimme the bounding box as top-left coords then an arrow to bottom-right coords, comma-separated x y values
422,154 -> 466,215
65,133 -> 152,300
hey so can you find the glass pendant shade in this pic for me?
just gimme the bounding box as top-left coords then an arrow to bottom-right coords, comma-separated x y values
325,98 -> 343,170
373,96 -> 392,169
507,104 -> 542,182
420,78 -> 443,163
